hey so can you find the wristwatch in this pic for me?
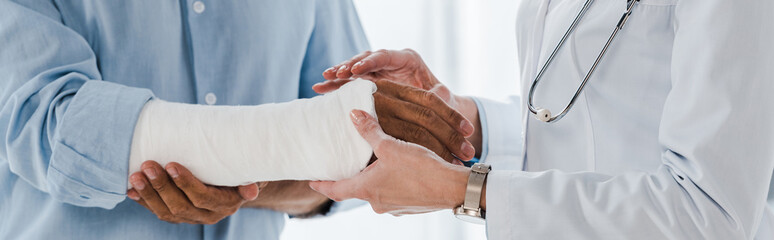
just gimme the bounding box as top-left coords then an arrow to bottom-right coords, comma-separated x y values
454,163 -> 491,224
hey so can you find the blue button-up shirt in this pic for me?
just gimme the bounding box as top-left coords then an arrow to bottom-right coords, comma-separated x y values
0,0 -> 369,239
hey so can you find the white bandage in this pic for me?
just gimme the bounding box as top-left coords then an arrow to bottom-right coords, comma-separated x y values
128,80 -> 376,187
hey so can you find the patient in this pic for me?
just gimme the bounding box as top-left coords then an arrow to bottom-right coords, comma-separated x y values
0,0 -> 479,238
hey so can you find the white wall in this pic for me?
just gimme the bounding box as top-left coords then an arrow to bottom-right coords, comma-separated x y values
281,1 -> 520,239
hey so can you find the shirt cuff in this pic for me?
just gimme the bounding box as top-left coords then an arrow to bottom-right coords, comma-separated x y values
471,98 -> 490,164
48,81 -> 153,209
472,96 -> 524,170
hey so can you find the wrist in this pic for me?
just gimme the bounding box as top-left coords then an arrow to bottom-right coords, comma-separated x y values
444,165 -> 471,209
243,181 -> 330,216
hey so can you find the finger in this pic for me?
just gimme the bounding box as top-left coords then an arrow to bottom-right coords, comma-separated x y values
312,79 -> 352,94
335,51 -> 374,79
349,109 -> 397,156
127,189 -> 141,201
350,49 -> 414,75
322,66 -> 339,80
377,80 -> 474,137
132,196 -> 181,222
130,172 -> 178,222
374,91 -> 474,160
141,161 -> 211,220
378,117 -> 455,162
237,183 -> 259,201
130,186 -> 191,224
166,162 -> 244,211
134,199 -> 185,224
323,51 -> 373,80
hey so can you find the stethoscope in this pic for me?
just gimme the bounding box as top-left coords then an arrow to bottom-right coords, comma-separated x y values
527,0 -> 640,123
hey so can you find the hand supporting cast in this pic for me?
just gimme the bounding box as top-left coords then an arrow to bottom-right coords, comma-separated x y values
310,110 -> 478,216
317,49 -> 483,159
127,161 -> 263,224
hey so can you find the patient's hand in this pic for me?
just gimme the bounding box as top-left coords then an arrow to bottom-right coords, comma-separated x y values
320,79 -> 475,162
317,49 -> 482,160
127,160 -> 263,224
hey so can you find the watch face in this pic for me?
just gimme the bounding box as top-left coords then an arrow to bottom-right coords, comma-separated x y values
455,213 -> 486,225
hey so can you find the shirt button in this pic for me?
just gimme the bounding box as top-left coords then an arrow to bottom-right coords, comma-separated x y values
193,1 -> 205,14
205,93 -> 217,105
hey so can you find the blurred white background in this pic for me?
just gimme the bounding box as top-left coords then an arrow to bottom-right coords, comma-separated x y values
282,0 -> 520,239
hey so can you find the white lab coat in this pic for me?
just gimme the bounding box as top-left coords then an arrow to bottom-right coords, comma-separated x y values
477,0 -> 774,239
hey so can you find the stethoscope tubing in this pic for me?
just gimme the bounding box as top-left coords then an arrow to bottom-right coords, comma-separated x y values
527,0 -> 640,123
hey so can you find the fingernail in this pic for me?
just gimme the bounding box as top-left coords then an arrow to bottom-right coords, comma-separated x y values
127,192 -> 140,201
143,168 -> 157,180
167,166 -> 179,178
131,176 -> 145,190
350,110 -> 365,125
339,65 -> 348,72
353,61 -> 364,68
461,141 -> 475,158
460,120 -> 474,135
325,67 -> 335,72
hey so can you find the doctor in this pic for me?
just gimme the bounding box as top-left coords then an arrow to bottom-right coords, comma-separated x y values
311,0 -> 774,239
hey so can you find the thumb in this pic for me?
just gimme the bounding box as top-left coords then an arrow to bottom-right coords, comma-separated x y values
350,110 -> 394,155
237,183 -> 260,201
309,178 -> 359,202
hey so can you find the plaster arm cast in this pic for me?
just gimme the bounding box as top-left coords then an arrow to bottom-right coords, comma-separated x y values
127,80 -> 377,187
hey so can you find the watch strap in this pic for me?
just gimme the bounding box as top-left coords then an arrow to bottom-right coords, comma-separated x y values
462,163 -> 491,213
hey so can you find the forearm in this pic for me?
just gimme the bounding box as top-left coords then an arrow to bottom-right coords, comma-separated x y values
128,80 -> 377,187
242,180 -> 332,217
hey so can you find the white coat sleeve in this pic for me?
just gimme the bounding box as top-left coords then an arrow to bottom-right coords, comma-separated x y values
473,96 -> 523,169
484,1 -> 774,239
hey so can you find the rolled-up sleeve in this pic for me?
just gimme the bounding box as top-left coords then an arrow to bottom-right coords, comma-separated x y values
0,1 -> 152,209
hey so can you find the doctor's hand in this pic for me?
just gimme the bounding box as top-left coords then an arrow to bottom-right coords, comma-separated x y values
320,49 -> 434,92
318,49 -> 455,107
309,110 -> 473,216
127,161 -> 264,224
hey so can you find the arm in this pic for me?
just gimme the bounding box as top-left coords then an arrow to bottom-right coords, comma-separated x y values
0,1 -> 152,209
242,181 -> 333,217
